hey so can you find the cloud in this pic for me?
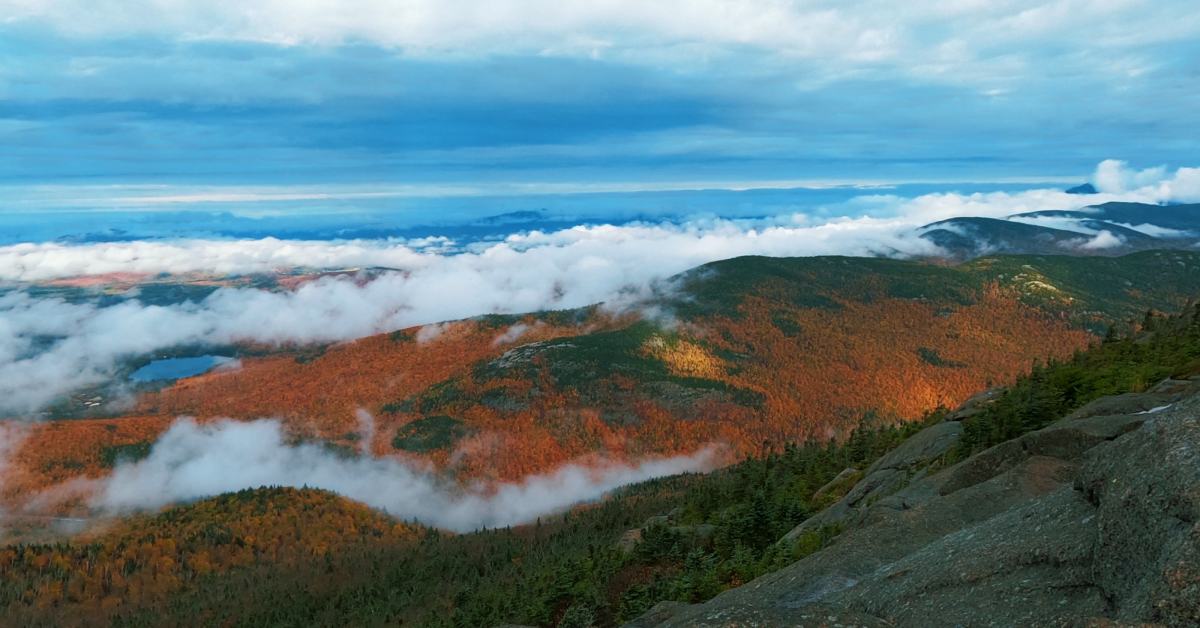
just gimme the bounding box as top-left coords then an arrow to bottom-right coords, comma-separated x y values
1094,159 -> 1167,193
5,0 -> 1197,76
1008,214 -> 1103,234
0,239 -> 426,282
83,417 -> 718,532
1111,223 -> 1193,238
4,9 -> 1197,189
1091,159 -> 1200,202
1,169 -> 1196,415
1077,230 -> 1125,250
492,322 -> 539,346
0,1 -> 897,61
354,408 -> 376,455
414,322 -> 453,344
0,216 -> 929,414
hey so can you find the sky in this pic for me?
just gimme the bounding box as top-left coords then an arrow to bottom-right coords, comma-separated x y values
2,0 -> 1198,208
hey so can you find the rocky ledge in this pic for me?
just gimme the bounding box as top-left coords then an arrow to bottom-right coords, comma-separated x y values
630,378 -> 1200,627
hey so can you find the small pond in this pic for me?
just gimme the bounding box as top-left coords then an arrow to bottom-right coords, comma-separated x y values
130,355 -> 234,382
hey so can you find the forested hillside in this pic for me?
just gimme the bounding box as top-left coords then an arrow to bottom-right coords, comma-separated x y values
6,298 -> 1200,626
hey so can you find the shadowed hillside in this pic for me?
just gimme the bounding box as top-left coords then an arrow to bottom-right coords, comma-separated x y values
917,201 -> 1200,258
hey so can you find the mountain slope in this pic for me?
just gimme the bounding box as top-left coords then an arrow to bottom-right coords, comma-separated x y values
1016,201 -> 1200,232
918,216 -> 1136,257
917,201 -> 1200,259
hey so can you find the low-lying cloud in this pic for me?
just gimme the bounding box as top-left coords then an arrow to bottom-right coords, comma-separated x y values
1078,230 -> 1126,251
1,164 -> 1197,415
85,417 -> 718,532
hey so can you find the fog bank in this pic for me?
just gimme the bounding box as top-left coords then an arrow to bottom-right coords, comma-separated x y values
89,417 -> 719,532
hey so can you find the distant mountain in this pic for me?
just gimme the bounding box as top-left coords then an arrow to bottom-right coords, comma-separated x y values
1015,201 -> 1200,232
920,216 -> 1127,257
918,201 -> 1200,259
1065,182 -> 1098,194
474,209 -> 549,225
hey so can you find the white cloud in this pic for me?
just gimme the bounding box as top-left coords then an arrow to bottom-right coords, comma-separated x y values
1078,229 -> 1125,250
0,238 -> 426,281
3,0 -> 1196,84
492,322 -> 537,346
1094,159 -> 1167,193
414,322 -> 452,344
1091,159 -> 1200,202
1112,222 -> 1193,238
354,408 -> 376,455
82,417 -> 718,532
0,0 -> 894,60
1008,215 -> 1100,234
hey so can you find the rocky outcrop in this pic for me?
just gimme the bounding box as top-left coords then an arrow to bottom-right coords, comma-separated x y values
811,467 -> 860,501
633,379 -> 1200,627
780,418 -> 962,544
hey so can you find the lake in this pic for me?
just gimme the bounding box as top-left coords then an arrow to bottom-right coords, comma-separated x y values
130,355 -> 234,382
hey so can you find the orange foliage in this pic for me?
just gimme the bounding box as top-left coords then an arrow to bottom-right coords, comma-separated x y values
1,416 -> 172,510
706,284 -> 1092,447
0,488 -> 415,625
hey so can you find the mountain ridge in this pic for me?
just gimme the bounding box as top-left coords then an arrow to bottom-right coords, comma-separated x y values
916,201 -> 1200,259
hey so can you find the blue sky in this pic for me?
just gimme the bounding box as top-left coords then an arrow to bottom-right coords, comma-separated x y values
1,0 -> 1198,207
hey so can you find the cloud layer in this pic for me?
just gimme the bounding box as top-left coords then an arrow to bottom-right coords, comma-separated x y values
3,3 -> 1198,188
6,0 -> 1197,73
85,417 -> 717,532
